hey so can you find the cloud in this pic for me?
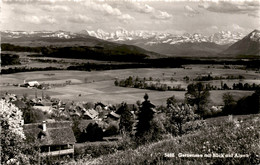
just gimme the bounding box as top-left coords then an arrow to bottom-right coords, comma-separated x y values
153,10 -> 172,20
202,24 -> 248,34
83,2 -> 135,23
22,15 -> 56,24
185,5 -> 199,14
118,14 -> 135,20
87,2 -> 122,16
12,7 -> 31,14
118,14 -> 135,23
41,5 -> 70,12
184,5 -> 200,17
3,0 -> 56,5
198,1 -> 259,17
129,2 -> 172,20
132,3 -> 154,13
228,24 -> 245,31
68,14 -> 93,23
248,13 -> 260,18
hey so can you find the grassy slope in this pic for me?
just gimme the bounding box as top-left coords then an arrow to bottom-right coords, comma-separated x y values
75,114 -> 260,165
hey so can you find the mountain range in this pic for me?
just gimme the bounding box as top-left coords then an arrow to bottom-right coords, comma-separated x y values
79,29 -> 245,56
1,29 -> 259,57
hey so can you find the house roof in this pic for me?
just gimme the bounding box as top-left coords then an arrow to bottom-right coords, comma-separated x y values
27,81 -> 39,87
33,106 -> 52,112
83,109 -> 99,119
23,121 -> 76,145
108,111 -> 120,119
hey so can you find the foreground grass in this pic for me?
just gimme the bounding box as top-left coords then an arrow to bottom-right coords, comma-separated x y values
69,114 -> 259,165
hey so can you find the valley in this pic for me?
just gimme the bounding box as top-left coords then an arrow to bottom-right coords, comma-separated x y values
1,66 -> 258,106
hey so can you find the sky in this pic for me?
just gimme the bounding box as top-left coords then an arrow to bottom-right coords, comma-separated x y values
1,0 -> 260,35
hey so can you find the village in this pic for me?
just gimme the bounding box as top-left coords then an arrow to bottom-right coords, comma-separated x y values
1,82 -> 139,159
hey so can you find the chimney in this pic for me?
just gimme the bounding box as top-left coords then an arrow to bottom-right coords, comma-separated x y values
42,121 -> 46,131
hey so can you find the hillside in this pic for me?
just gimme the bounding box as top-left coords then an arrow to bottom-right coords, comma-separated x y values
74,114 -> 260,165
222,29 -> 260,56
1,31 -> 164,60
134,42 -> 229,57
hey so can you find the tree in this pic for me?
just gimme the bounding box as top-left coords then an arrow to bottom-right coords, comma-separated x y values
222,93 -> 236,115
0,99 -> 30,164
234,90 -> 260,115
168,103 -> 197,135
23,106 -> 47,124
22,93 -> 28,102
85,123 -> 103,142
72,118 -> 82,142
135,93 -> 156,138
166,95 -> 177,108
117,103 -> 134,134
104,122 -> 119,137
185,82 -> 210,117
114,79 -> 119,86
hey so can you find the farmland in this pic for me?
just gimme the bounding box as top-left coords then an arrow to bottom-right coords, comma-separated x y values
1,65 -> 258,105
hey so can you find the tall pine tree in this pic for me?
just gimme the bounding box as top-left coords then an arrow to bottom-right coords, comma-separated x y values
135,93 -> 156,138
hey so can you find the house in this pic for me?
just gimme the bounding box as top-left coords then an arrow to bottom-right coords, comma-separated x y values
82,109 -> 99,119
33,106 -> 53,114
27,81 -> 40,87
23,121 -> 76,157
21,81 -> 39,88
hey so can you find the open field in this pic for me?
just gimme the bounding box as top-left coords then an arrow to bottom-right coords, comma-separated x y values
1,66 -> 258,105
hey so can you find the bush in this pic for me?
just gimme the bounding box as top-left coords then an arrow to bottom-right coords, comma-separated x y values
74,142 -> 119,160
104,122 -> 119,137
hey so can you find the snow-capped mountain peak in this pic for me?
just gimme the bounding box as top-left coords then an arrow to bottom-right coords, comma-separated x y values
2,29 -> 246,46
81,29 -> 245,45
249,29 -> 260,42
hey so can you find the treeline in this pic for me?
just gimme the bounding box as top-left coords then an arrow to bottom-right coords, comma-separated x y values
32,59 -> 59,63
2,43 -> 260,69
114,76 -> 185,91
67,63 -> 155,71
1,62 -> 180,74
193,74 -> 245,81
1,54 -> 21,66
41,46 -> 148,62
1,43 -> 42,53
196,82 -> 259,91
1,67 -> 63,74
232,82 -> 260,90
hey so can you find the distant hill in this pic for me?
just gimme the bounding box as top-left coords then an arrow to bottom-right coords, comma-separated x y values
132,42 -> 230,57
1,31 -> 164,60
222,29 -> 260,56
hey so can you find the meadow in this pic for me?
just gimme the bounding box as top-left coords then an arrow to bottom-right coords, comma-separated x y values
0,65 -> 258,105
77,114 -> 260,165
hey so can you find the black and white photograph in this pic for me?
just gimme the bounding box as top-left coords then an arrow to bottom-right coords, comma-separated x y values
0,0 -> 259,164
